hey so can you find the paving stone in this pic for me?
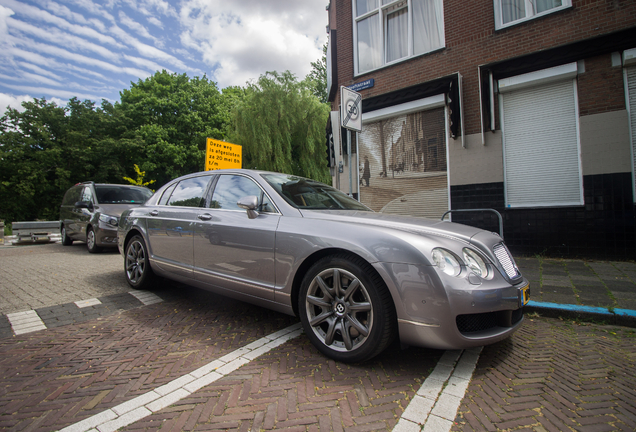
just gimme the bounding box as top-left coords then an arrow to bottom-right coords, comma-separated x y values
451,317 -> 636,432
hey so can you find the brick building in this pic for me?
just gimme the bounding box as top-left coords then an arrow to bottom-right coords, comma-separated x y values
325,0 -> 636,259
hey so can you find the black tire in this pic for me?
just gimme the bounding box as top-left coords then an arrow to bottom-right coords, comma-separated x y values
125,235 -> 154,289
86,227 -> 102,253
298,253 -> 396,363
61,226 -> 73,246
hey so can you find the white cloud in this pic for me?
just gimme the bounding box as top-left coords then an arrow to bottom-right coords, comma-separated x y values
37,0 -> 90,25
110,24 -> 189,71
0,71 -> 60,87
118,10 -> 155,41
17,61 -> 63,80
123,54 -> 171,74
8,36 -> 150,78
0,92 -> 32,114
65,0 -> 115,22
146,16 -> 162,28
7,17 -> 121,62
2,83 -> 106,101
0,0 -> 123,47
178,0 -> 328,87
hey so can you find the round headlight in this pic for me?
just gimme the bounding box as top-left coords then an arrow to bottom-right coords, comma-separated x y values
463,248 -> 489,278
431,248 -> 462,277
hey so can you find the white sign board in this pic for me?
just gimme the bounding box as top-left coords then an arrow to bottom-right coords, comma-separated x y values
340,86 -> 362,132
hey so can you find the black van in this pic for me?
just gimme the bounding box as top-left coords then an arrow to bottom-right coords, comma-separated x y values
60,182 -> 153,253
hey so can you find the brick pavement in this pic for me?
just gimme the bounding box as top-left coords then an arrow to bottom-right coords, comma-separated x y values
451,316 -> 636,432
0,243 -> 131,315
1,243 -> 636,431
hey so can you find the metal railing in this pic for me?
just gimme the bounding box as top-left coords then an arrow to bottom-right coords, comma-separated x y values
441,208 -> 504,239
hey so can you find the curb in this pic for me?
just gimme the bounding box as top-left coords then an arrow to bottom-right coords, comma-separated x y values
526,300 -> 636,328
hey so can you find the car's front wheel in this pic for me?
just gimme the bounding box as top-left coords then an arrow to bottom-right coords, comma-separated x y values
61,226 -> 73,246
298,253 -> 396,363
125,235 -> 154,289
86,227 -> 102,253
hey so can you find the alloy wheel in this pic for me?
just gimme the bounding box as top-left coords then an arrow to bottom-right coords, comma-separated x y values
304,267 -> 373,352
126,239 -> 146,284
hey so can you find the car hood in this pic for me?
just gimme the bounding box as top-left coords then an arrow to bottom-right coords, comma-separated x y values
298,210 -> 492,244
96,203 -> 143,218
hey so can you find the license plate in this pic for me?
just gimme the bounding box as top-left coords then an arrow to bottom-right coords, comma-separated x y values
520,284 -> 530,306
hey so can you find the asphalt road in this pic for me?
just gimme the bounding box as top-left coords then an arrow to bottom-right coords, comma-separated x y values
0,242 -> 634,431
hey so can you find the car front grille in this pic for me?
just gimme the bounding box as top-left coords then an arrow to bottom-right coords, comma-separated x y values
456,308 -> 524,335
493,242 -> 520,279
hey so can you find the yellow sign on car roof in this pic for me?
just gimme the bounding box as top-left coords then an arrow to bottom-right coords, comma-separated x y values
205,138 -> 242,171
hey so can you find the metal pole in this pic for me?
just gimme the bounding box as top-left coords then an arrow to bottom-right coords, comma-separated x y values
347,129 -> 352,197
355,132 -> 360,200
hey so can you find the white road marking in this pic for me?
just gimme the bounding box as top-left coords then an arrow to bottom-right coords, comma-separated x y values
7,310 -> 47,335
128,291 -> 163,305
75,298 -> 102,308
58,322 -> 303,432
393,347 -> 482,432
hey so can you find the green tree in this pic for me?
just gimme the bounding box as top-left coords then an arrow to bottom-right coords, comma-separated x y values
118,70 -> 228,186
305,43 -> 328,104
229,71 -> 330,183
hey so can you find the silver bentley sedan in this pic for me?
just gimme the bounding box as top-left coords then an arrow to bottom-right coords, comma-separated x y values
118,169 -> 529,362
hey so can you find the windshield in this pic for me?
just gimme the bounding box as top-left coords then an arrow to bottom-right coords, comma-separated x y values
261,174 -> 371,211
95,186 -> 153,204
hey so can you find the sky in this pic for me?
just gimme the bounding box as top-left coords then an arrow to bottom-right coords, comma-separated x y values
0,0 -> 329,114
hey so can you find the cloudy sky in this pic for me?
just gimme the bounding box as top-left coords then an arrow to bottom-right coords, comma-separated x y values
0,0 -> 329,114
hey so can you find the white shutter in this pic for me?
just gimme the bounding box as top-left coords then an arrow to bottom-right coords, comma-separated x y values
627,66 -> 636,202
500,79 -> 582,207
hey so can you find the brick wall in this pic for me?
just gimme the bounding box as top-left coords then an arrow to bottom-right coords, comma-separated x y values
334,0 -> 636,134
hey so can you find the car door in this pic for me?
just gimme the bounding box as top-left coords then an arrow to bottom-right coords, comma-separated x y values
60,185 -> 83,239
193,173 -> 280,300
76,186 -> 95,240
146,175 -> 213,280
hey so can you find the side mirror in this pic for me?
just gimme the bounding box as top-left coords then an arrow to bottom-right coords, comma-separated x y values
237,196 -> 259,219
74,201 -> 93,211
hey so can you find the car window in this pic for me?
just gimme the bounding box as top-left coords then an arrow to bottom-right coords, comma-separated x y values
261,174 -> 371,211
95,186 -> 153,204
158,183 -> 177,206
167,176 -> 211,207
62,186 -> 82,205
210,175 -> 265,211
80,186 -> 94,203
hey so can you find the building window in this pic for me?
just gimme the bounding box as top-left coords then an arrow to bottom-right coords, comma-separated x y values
354,0 -> 444,75
494,0 -> 571,29
499,64 -> 582,208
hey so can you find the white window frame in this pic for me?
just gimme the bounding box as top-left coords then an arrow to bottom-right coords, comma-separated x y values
493,0 -> 572,30
353,0 -> 445,76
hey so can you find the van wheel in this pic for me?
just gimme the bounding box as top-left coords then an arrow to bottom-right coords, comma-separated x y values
61,226 -> 73,246
86,227 -> 102,253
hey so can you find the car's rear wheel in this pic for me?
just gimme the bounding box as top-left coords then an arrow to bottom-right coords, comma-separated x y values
125,235 -> 154,289
86,227 -> 102,253
298,253 -> 396,363
61,226 -> 73,246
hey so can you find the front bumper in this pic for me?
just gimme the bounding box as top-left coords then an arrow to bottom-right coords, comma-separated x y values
375,261 -> 529,350
94,223 -> 119,248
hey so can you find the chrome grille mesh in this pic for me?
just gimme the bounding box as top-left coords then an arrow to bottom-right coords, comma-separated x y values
493,243 -> 519,279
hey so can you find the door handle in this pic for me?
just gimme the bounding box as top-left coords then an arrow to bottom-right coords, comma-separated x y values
149,210 -> 159,216
197,214 -> 212,221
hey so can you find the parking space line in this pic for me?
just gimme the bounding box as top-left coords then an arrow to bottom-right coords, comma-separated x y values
58,322 -> 303,432
128,291 -> 163,305
6,310 -> 47,335
393,346 -> 482,432
75,298 -> 102,308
